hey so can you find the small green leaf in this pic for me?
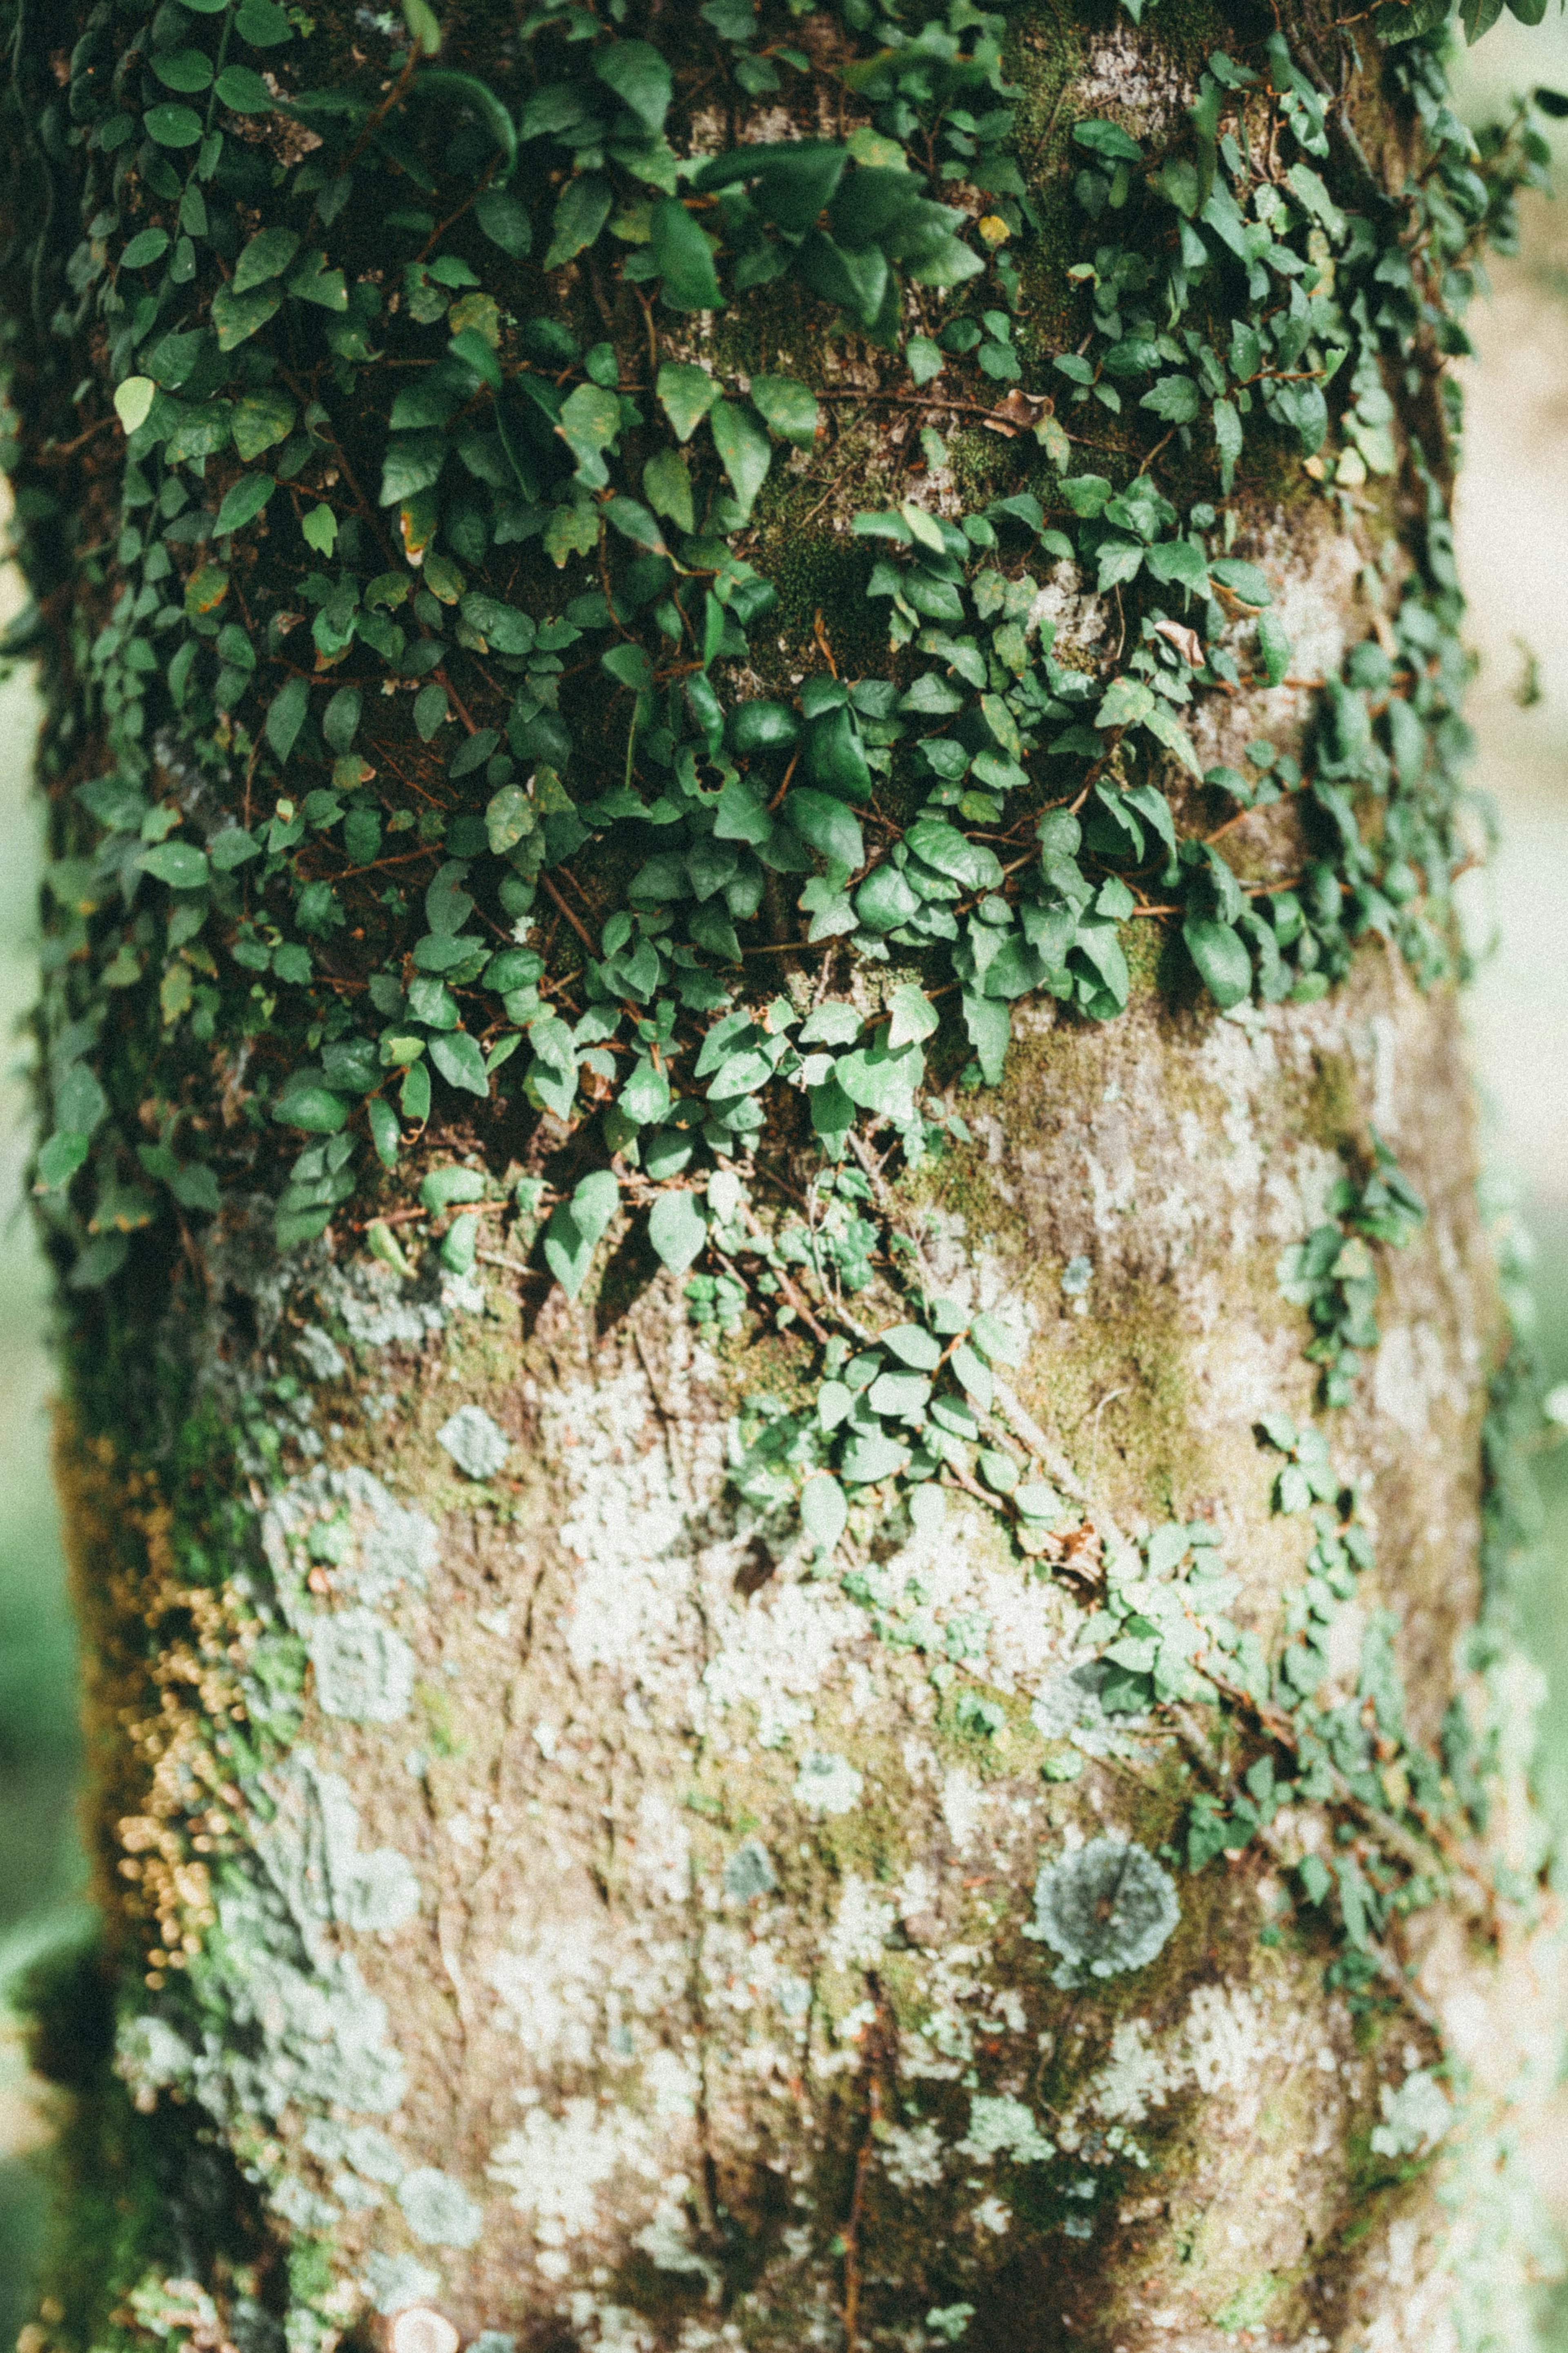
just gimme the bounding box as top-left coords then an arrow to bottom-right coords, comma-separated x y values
543,172 -> 613,270
430,1030 -> 490,1096
413,682 -> 449,741
143,104 -> 204,146
881,1322 -> 941,1371
138,841 -> 209,889
907,335 -> 944,385
800,1472 -> 848,1550
1183,917 -> 1253,1010
274,1081 -> 351,1133
211,280 -> 283,350
543,1169 -> 620,1298
121,228 -> 172,269
651,196 -> 724,310
643,448 -> 694,533
474,187 -> 531,256
656,361 -> 720,443
648,1190 -> 708,1273
265,675 -> 310,763
114,377 -> 156,433
214,63 -> 274,111
594,39 -> 673,134
886,981 -> 938,1049
709,399 -> 771,519
302,503 -> 337,555
787,788 -> 863,873
231,388 -> 296,462
214,472 -> 274,537
1210,556 -> 1272,607
749,375 -> 820,448
1072,117 -> 1143,163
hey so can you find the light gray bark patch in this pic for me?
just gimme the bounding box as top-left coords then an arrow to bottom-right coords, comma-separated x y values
310,1605 -> 416,1722
1025,1835 -> 1180,1982
295,1322 -> 347,1381
398,2165 -> 486,2247
793,1749 -> 863,1812
438,1401 -> 512,1479
256,1748 -> 422,1935
362,2252 -> 441,2314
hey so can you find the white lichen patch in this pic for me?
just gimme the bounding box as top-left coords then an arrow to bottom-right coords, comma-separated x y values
309,1606 -> 416,1723
794,1750 -> 863,1814
438,1402 -> 512,1480
398,2166 -> 485,2247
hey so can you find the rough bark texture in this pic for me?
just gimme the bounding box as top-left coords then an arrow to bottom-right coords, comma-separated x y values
3,2 -> 1561,2351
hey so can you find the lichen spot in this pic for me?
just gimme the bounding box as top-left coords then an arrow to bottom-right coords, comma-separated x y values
793,1750 -> 863,1814
437,1403 -> 512,1480
398,2166 -> 485,2246
1025,1835 -> 1180,1983
390,2310 -> 460,2353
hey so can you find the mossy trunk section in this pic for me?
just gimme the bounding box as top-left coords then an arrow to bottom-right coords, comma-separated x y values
2,1 -> 1558,2351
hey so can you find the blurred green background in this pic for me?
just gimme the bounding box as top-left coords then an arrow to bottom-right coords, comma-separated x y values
2,22 -> 1568,2341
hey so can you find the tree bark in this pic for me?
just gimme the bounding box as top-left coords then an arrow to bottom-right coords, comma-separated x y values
2,3 -> 1559,2351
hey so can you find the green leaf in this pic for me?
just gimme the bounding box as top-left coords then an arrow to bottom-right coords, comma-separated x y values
643,447 -> 694,533
557,380 -> 621,482
214,472 -> 274,537
114,377 -> 156,434
786,788 -> 863,873
302,503 -> 337,556
460,591 -> 534,654
651,196 -> 724,310
543,172 -> 614,270
121,228 -> 172,270
1183,917 -> 1253,1010
429,1030 -> 490,1096
287,250 -> 349,310
1141,374 -> 1200,424
594,39 -> 672,133
1210,557 -> 1272,607
886,981 -> 938,1048
881,1322 -> 941,1371
143,104 -> 204,146
543,1169 -> 620,1298
138,841 -> 209,889
962,992 -> 1009,1086
211,280 -> 283,351
709,400 -> 772,519
1072,117 -> 1143,163
907,335 -> 944,386
322,686 -> 360,754
800,1472 -> 848,1550
273,1081 -> 350,1133
413,683 -> 448,741
265,675 -> 309,762
236,0 -> 293,42
656,361 -> 721,442
648,1189 -> 707,1273
231,388 -> 296,462
749,375 -> 820,448
152,47 -> 215,90
214,64 -> 274,111
474,187 -> 531,256
543,498 -> 600,567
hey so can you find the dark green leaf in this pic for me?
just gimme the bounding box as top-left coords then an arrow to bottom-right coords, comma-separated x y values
543,173 -> 614,271
1183,917 -> 1253,1009
651,197 -> 724,311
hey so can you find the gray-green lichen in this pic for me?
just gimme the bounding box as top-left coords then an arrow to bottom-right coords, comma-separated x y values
1024,1836 -> 1181,1983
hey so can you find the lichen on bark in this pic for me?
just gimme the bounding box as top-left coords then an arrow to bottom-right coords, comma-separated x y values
1,0 -> 1563,2347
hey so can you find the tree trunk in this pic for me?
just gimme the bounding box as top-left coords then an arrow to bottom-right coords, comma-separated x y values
3,1 -> 1559,2348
